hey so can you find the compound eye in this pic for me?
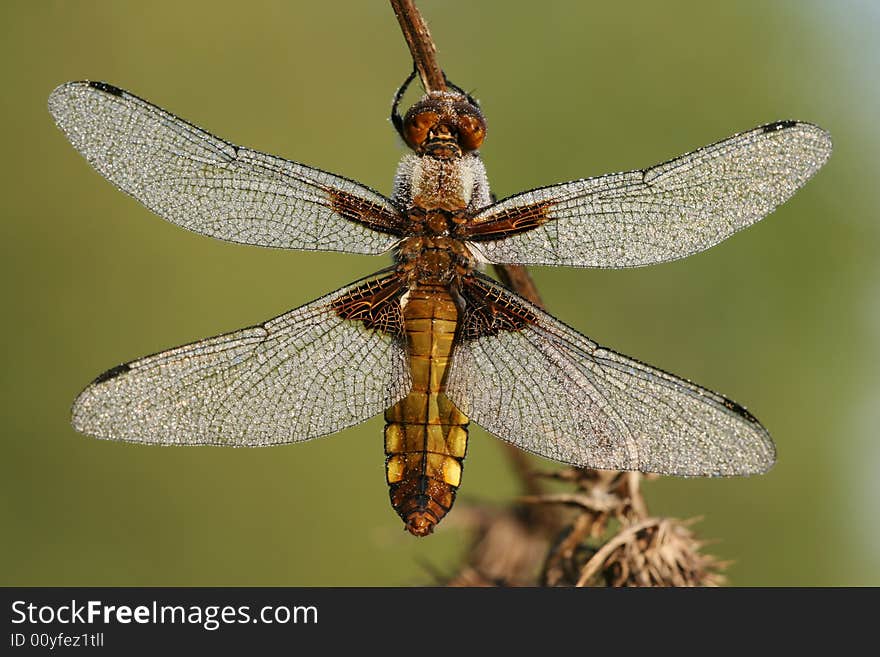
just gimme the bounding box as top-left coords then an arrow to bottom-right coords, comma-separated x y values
456,114 -> 486,151
403,110 -> 439,150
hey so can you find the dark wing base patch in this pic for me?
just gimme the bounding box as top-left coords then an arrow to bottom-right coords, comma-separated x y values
458,201 -> 553,241
332,272 -> 408,337
328,189 -> 408,237
458,275 -> 540,339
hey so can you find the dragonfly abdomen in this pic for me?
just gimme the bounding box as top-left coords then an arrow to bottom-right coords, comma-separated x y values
384,285 -> 468,537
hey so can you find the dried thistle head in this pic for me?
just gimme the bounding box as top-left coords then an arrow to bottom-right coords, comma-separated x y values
574,517 -> 728,587
442,465 -> 727,587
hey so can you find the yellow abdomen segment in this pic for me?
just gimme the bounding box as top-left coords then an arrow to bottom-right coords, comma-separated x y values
384,285 -> 468,537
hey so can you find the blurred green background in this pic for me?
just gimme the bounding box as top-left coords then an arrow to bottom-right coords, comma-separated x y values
2,0 -> 877,586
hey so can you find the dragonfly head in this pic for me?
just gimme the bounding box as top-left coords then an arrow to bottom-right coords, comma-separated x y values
402,91 -> 486,157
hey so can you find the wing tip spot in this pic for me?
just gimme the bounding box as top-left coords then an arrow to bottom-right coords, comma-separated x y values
762,120 -> 797,133
92,363 -> 131,385
88,81 -> 124,97
761,119 -> 818,133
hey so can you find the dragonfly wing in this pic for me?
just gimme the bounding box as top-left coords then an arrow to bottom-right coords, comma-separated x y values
72,271 -> 411,445
49,81 -> 405,254
445,274 -> 775,475
463,121 -> 831,268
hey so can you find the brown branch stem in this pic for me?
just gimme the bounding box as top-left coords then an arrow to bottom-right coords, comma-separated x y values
390,0 -> 447,92
518,492 -> 618,514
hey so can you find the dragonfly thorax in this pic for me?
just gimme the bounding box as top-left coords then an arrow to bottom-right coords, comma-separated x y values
407,207 -> 465,236
395,236 -> 475,286
392,151 -> 492,224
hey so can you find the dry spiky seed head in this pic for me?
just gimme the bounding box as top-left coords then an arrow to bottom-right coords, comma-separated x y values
577,518 -> 727,587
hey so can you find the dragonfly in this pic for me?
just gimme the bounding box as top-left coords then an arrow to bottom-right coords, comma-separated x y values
49,73 -> 831,536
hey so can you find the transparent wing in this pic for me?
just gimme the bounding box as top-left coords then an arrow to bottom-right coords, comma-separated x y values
49,81 -> 405,254
464,121 -> 832,268
72,272 -> 411,445
446,274 -> 775,475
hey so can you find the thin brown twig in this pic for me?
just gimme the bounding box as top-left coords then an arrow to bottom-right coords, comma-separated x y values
390,0 -> 447,92
492,264 -> 545,307
622,471 -> 649,518
518,492 -> 618,514
543,512 -> 594,586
